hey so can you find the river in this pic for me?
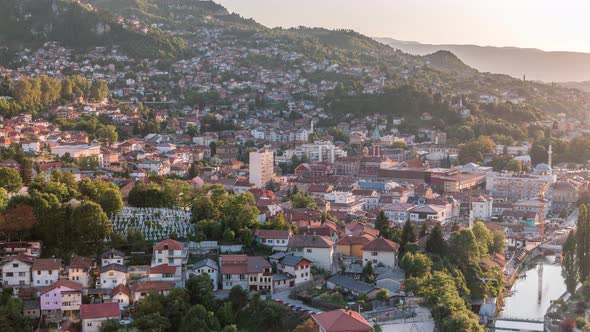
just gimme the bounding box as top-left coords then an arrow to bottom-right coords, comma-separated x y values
499,255 -> 566,320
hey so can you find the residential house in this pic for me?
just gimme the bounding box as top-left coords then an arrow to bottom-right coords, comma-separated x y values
99,264 -> 127,289
110,284 -> 131,309
130,281 -> 174,304
336,235 -> 372,257
311,309 -> 374,332
362,238 -> 399,268
254,229 -> 291,251
32,258 -> 62,287
187,258 -> 218,291
100,249 -> 125,267
219,255 -> 273,292
327,274 -> 379,299
80,303 -> 121,332
287,235 -> 335,272
382,203 -> 414,224
276,254 -> 312,286
151,239 -> 188,267
68,256 -> 94,288
2,254 -> 33,287
409,204 -> 450,223
40,279 -> 82,323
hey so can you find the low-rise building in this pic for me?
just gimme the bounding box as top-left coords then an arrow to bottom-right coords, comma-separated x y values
254,229 -> 291,251
287,235 -> 335,272
1,254 -> 33,287
32,258 -> 62,287
219,255 -> 273,292
40,279 -> 83,323
362,238 -> 399,268
99,264 -> 127,289
311,309 -> 374,332
68,256 -> 94,288
80,303 -> 121,332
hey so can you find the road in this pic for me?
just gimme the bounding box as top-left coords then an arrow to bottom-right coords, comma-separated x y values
272,290 -> 322,313
563,208 -> 578,228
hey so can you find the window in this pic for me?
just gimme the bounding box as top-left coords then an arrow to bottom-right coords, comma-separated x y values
48,271 -> 52,275
239,274 -> 245,280
371,252 -> 378,256
37,271 -> 41,275
87,323 -> 92,327
306,249 -> 312,253
19,272 -> 25,277
12,263 -> 18,268
225,274 -> 231,280
6,272 -> 13,277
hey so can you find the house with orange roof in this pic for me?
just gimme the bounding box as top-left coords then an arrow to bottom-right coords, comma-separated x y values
32,258 -> 62,287
311,309 -> 373,332
80,303 -> 120,332
219,255 -> 273,292
110,284 -> 131,309
362,238 -> 400,268
151,239 -> 188,267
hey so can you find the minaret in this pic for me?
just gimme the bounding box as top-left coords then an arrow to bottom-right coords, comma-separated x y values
548,143 -> 552,168
310,120 -> 314,133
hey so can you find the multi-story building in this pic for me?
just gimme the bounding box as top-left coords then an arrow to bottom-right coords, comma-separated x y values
100,249 -> 125,267
68,256 -> 94,288
99,264 -> 127,289
32,258 -> 62,287
1,254 -> 33,287
324,191 -> 365,213
219,255 -> 273,292
287,235 -> 335,272
382,203 -> 414,224
187,258 -> 219,291
276,255 -> 312,286
276,140 -> 347,164
486,171 -> 555,201
362,238 -> 399,269
40,279 -> 83,323
249,150 -> 275,188
409,204 -> 451,223
552,178 -> 587,213
151,239 -> 188,267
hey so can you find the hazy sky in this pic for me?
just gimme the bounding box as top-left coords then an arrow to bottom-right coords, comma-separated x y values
216,0 -> 590,53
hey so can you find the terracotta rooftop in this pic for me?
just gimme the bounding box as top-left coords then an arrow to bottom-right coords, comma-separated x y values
32,258 -> 62,271
154,239 -> 184,251
80,303 -> 120,320
41,279 -> 83,295
363,238 -> 400,252
312,309 -> 373,332
131,281 -> 175,293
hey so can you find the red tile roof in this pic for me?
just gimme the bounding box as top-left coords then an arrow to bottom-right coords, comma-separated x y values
41,279 -> 83,295
131,281 -> 175,293
110,284 -> 131,298
80,303 -> 120,320
32,258 -> 62,271
254,229 -> 290,239
149,264 -> 177,275
154,239 -> 184,251
69,256 -> 94,269
362,238 -> 400,252
312,309 -> 373,332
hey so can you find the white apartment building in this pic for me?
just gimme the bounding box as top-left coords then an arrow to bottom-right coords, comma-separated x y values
486,171 -> 555,200
249,150 -> 275,188
287,235 -> 335,272
276,140 -> 347,164
362,238 -> 399,268
2,255 -> 33,287
32,259 -> 62,287
99,264 -> 127,289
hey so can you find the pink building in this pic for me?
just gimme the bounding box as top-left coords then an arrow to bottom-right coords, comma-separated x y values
40,279 -> 83,323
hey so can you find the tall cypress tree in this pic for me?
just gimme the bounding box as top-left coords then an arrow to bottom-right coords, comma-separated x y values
400,220 -> 417,255
562,230 -> 578,294
426,223 -> 447,256
576,205 -> 590,283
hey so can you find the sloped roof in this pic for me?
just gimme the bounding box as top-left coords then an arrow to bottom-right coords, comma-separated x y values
154,239 -> 184,251
363,238 -> 400,252
32,258 -> 62,271
69,256 -> 94,269
41,279 -> 83,295
314,308 -> 374,332
288,235 -> 334,248
254,229 -> 290,239
110,284 -> 131,298
80,303 -> 120,320
149,264 -> 177,275
131,281 -> 175,293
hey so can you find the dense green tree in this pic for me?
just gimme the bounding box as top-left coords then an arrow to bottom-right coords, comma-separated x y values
400,220 -> 417,254
97,125 -> 118,146
374,210 -> 392,238
362,261 -> 375,283
0,167 -> 22,193
99,188 -> 124,216
472,221 -> 493,258
562,230 -> 578,294
18,159 -> 33,186
458,136 -> 496,164
577,205 -> 590,283
179,304 -> 221,332
490,229 -> 506,254
425,223 -> 446,256
186,273 -> 216,310
0,188 -> 6,210
0,203 -> 36,241
449,229 -> 480,263
70,201 -> 112,256
400,252 -> 432,278
89,79 -> 109,102
290,192 -> 317,209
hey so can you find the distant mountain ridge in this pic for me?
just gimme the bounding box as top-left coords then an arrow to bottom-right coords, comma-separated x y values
376,37 -> 590,82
